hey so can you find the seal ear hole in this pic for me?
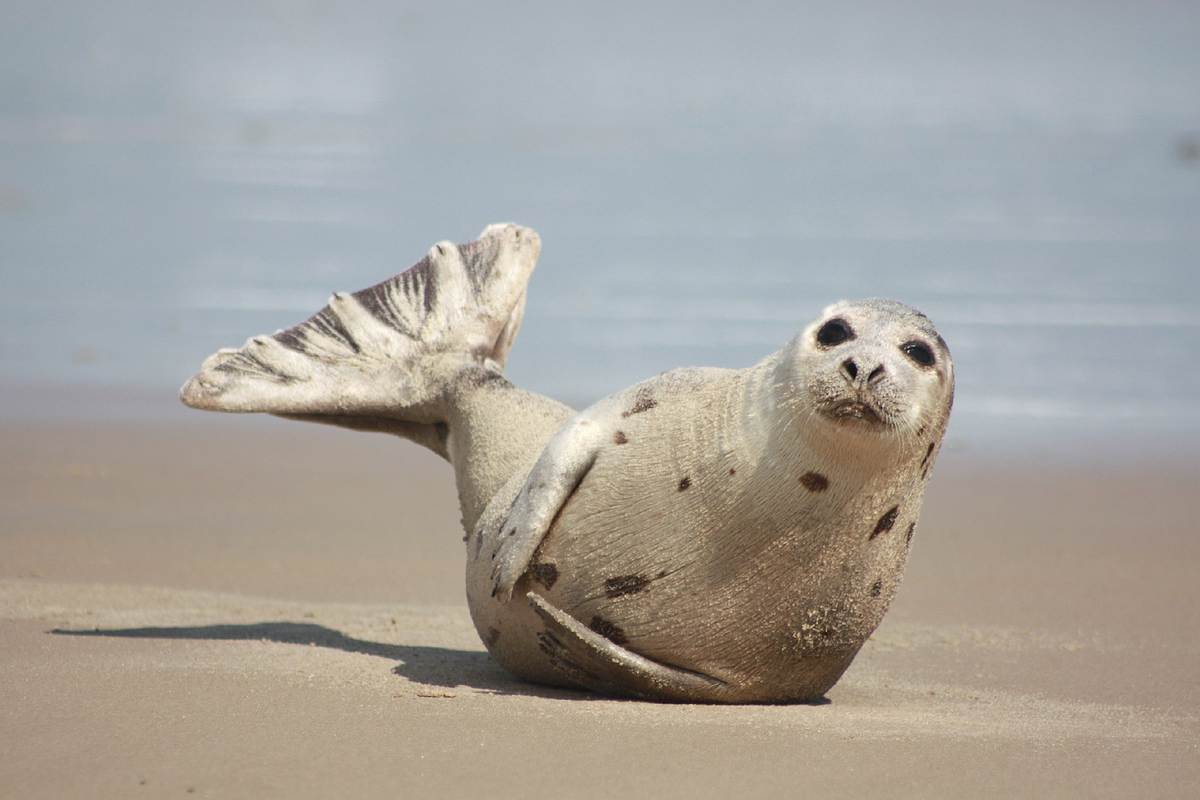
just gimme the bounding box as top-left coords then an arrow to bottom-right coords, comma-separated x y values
901,341 -> 935,367
816,318 -> 855,347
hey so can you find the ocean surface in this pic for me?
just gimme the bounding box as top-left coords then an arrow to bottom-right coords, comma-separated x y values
2,1 -> 1198,459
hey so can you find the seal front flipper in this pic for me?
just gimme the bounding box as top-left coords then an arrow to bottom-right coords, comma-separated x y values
488,399 -> 622,600
487,378 -> 677,600
528,593 -> 727,702
179,223 -> 539,418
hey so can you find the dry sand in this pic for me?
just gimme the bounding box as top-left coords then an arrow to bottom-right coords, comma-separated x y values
2,416 -> 1197,798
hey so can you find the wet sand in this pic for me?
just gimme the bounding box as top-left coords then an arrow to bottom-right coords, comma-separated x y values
2,416 -> 1197,798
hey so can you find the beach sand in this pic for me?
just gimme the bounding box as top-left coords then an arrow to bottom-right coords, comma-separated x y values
2,416 -> 1197,798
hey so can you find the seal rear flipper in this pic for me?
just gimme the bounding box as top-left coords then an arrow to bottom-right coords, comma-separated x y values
528,593 -> 727,703
179,223 -> 539,418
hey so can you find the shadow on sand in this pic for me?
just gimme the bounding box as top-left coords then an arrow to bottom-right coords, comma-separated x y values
52,622 -> 833,705
51,621 -> 586,700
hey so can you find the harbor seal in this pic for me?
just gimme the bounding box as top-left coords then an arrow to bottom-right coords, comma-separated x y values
180,223 -> 954,703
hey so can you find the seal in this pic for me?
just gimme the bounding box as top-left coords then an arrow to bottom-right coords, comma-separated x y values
181,223 -> 954,703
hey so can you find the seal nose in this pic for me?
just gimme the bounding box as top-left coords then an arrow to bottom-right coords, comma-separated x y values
841,358 -> 885,387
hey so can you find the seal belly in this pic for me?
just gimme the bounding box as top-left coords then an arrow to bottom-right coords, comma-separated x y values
526,430 -> 893,701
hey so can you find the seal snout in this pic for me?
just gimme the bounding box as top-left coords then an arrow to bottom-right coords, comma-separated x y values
826,357 -> 889,427
840,357 -> 886,388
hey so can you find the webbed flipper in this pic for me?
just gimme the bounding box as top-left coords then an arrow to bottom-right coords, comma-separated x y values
528,593 -> 727,703
179,223 -> 539,419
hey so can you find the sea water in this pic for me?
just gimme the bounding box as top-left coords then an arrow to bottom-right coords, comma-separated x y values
1,1 -> 1197,459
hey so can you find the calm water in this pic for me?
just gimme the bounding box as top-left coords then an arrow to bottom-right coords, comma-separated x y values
2,1 -> 1198,458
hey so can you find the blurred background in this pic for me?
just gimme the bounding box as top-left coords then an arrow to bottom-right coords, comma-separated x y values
1,0 -> 1197,460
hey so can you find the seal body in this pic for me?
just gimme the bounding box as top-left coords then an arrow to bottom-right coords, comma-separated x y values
471,299 -> 953,702
181,224 -> 953,704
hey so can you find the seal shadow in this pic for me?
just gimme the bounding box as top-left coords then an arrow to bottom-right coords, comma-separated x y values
49,621 -> 588,701
50,623 -> 833,706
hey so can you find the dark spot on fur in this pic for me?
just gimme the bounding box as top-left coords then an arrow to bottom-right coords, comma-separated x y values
729,468 -> 736,476
870,580 -> 883,597
621,389 -> 658,418
799,471 -> 830,492
536,630 -> 562,657
507,527 -> 516,537
539,629 -> 564,651
870,506 -> 899,540
463,368 -> 512,390
920,441 -> 935,469
905,522 -> 915,546
613,430 -> 628,445
657,570 -> 668,579
589,616 -> 628,645
530,562 -> 559,589
604,574 -> 651,598
678,476 -> 692,491
484,626 -> 501,648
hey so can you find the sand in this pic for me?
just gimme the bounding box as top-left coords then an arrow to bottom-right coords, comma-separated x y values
2,415 -> 1198,798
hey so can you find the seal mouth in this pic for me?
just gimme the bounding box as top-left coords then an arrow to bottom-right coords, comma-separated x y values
820,400 -> 885,428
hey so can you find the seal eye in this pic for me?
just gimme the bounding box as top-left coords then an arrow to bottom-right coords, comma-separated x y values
902,341 -> 935,367
816,318 -> 855,347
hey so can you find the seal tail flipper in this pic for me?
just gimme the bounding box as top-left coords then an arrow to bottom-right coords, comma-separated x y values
179,223 -> 539,419
528,593 -> 728,703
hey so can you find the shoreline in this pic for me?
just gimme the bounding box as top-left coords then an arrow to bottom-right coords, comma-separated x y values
4,381 -> 1200,465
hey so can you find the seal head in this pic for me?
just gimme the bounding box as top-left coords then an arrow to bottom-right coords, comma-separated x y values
784,298 -> 953,443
